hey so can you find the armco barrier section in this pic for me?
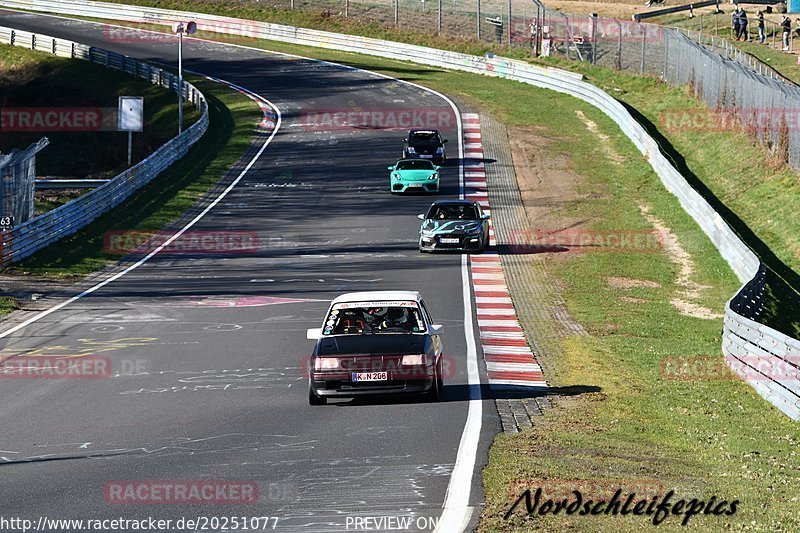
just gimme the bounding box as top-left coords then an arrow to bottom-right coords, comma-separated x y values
2,0 -> 798,420
0,24 -> 208,264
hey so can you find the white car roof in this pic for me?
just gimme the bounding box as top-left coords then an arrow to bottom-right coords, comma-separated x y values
331,291 -> 422,304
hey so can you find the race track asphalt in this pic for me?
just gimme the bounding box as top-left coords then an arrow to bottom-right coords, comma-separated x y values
0,11 -> 500,532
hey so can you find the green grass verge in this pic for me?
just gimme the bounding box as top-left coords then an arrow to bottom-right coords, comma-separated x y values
114,34 -> 798,529
535,55 -> 800,337
0,44 -> 198,177
7,76 -> 259,277
0,296 -> 17,316
33,190 -> 84,216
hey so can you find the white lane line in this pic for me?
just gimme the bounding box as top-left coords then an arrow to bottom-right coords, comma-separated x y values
0,78 -> 281,340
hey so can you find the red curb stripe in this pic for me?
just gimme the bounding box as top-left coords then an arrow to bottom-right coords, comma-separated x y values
476,303 -> 514,309
488,370 -> 545,381
471,266 -> 503,273
481,337 -> 529,347
474,291 -> 509,297
485,354 -> 538,364
479,325 -> 524,332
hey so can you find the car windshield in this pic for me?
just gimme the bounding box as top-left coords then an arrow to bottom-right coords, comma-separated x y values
410,131 -> 439,143
323,302 -> 426,335
426,204 -> 479,220
396,160 -> 436,171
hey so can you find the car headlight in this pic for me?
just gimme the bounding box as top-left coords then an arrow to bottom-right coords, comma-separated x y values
428,173 -> 439,180
466,226 -> 482,234
407,146 -> 416,154
401,354 -> 426,365
421,229 -> 435,238
314,357 -> 340,370
393,173 -> 401,180
435,147 -> 444,154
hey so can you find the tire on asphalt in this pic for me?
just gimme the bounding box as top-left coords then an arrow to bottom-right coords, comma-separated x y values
308,385 -> 327,405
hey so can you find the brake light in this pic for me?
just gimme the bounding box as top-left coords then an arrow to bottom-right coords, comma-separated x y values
314,357 -> 340,370
401,354 -> 425,365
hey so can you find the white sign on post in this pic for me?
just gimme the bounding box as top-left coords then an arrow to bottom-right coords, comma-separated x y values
118,96 -> 144,132
118,96 -> 143,166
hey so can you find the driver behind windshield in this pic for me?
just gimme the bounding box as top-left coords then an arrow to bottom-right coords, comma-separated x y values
429,205 -> 478,220
325,305 -> 424,334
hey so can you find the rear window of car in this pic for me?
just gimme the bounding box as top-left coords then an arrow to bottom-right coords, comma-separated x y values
323,301 -> 426,335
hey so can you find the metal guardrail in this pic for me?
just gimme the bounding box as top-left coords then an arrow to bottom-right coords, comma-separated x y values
0,24 -> 208,265
0,137 -> 49,225
633,0 -> 721,21
2,0 -> 798,420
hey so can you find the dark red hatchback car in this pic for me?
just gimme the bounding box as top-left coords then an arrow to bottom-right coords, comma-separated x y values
306,291 -> 444,405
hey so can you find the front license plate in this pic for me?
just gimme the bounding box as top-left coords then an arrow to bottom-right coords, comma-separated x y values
440,237 -> 460,244
353,372 -> 388,382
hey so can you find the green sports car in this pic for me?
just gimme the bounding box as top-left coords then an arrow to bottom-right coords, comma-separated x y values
388,159 -> 440,194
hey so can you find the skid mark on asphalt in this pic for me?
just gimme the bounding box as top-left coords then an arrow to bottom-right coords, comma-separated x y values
117,366 -> 303,394
0,433 -> 318,464
463,113 -> 548,390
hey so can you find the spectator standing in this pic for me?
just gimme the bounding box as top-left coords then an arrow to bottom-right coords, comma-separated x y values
740,9 -> 749,41
757,11 -> 765,44
782,15 -> 791,51
733,8 -> 742,41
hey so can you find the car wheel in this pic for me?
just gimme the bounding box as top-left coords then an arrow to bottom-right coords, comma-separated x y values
308,386 -> 326,405
423,364 -> 441,402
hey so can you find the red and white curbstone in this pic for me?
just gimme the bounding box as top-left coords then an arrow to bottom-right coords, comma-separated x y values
463,113 -> 547,390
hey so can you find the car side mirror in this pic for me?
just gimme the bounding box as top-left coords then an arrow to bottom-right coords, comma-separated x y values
481,214 -> 491,220
403,138 -> 408,143
429,324 -> 444,334
443,139 -> 448,143
417,213 -> 425,220
387,166 -> 394,170
307,328 -> 322,340
434,166 -> 442,170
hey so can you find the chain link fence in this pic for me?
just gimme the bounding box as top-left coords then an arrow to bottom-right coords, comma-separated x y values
0,138 -> 49,227
535,6 -> 800,170
187,0 -> 541,46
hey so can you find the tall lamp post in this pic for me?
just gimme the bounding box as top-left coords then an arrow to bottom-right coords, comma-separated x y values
172,21 -> 197,135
